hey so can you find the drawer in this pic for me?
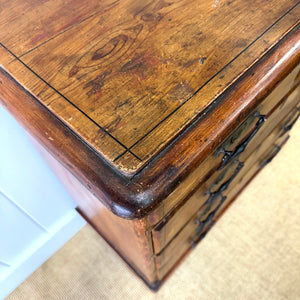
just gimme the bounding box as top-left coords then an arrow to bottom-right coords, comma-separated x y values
155,131 -> 289,280
153,159 -> 243,254
277,106 -> 300,138
214,67 -> 300,165
215,82 -> 300,170
192,133 -> 291,246
236,83 -> 300,162
152,88 -> 300,254
160,66 -> 300,217
209,133 -> 291,239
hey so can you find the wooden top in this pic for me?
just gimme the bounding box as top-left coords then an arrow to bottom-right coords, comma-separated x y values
0,0 -> 299,175
0,1 -> 299,219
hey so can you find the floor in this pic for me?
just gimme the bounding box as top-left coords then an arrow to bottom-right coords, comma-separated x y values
7,120 -> 300,300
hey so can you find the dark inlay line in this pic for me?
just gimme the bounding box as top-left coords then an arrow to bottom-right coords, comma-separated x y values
14,0 -> 120,60
113,149 -> 128,162
2,1 -> 299,167
125,1 -> 300,153
0,42 -> 142,162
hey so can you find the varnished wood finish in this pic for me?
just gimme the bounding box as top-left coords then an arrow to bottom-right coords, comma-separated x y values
0,2 -> 298,219
0,30 -> 295,220
152,83 -> 300,254
156,130 -> 291,280
0,0 -> 118,57
28,141 -> 157,286
0,0 -> 299,173
150,68 -> 300,224
0,0 -> 299,289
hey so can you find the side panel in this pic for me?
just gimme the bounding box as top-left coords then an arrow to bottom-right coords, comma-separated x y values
0,105 -> 85,299
30,138 -> 158,287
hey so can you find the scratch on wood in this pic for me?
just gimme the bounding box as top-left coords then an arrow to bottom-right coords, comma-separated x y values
200,57 -> 207,65
212,0 -> 220,8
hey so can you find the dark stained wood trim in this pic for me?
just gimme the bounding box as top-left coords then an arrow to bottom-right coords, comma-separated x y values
0,25 -> 299,219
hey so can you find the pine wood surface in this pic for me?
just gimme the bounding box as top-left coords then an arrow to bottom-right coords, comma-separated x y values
0,1 -> 299,220
1,1 -> 300,287
0,0 -> 299,174
149,68 -> 300,223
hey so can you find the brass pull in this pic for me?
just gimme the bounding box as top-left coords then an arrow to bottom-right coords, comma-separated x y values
218,115 -> 266,170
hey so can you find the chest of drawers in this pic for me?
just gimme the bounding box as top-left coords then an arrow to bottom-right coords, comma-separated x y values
0,0 -> 299,289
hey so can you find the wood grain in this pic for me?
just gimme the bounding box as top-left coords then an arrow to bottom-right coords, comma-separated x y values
29,141 -> 158,287
152,89 -> 300,254
0,45 -> 127,163
155,129 -> 291,280
148,67 -> 300,225
131,27 -> 300,219
0,0 -> 118,57
0,21 -> 299,220
1,0 -> 299,173
1,1 -> 299,288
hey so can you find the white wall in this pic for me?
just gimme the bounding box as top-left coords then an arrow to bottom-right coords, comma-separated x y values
0,105 -> 85,299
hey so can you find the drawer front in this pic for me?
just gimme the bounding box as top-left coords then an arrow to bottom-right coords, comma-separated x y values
159,65 -> 300,218
191,134 -> 290,247
238,84 -> 300,162
153,159 -> 244,254
277,106 -> 300,138
214,82 -> 300,170
152,85 -> 300,254
156,130 -> 290,280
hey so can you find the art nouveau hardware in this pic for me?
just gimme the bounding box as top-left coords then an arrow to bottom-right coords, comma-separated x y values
190,161 -> 244,246
218,115 -> 266,170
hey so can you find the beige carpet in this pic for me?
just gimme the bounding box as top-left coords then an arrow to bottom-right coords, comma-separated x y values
8,120 -> 300,300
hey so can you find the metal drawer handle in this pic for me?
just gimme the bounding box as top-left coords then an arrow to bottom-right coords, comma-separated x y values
191,195 -> 226,247
191,161 -> 244,247
279,108 -> 300,137
218,115 -> 266,170
205,161 -> 244,207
